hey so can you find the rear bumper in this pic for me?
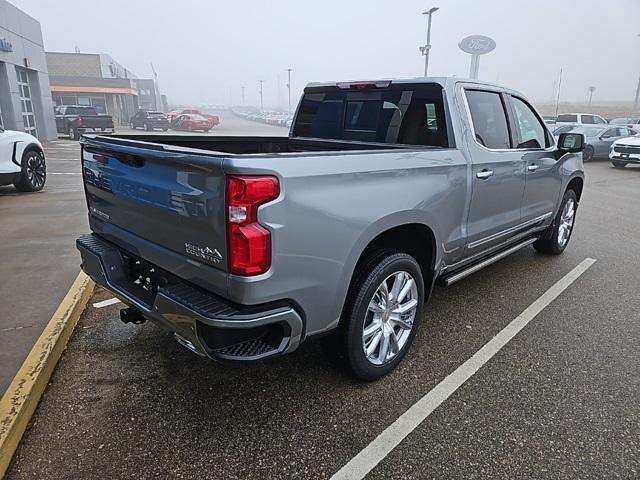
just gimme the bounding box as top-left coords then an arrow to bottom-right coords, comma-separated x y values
79,127 -> 114,134
76,233 -> 303,361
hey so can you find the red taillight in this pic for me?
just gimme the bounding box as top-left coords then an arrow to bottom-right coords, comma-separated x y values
226,175 -> 279,276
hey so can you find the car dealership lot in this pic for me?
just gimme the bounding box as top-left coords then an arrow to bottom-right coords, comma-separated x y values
0,113 -> 286,395
4,155 -> 639,479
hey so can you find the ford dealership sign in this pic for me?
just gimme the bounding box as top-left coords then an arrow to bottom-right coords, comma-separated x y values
458,35 -> 496,55
0,37 -> 13,52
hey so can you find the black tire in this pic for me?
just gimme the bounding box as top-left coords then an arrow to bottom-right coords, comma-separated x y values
162,128 -> 168,132
533,190 -> 578,255
130,122 -> 135,129
322,249 -> 425,381
13,149 -> 46,192
583,145 -> 594,162
204,129 -> 210,133
144,123 -> 152,131
69,126 -> 78,141
612,160 -> 628,168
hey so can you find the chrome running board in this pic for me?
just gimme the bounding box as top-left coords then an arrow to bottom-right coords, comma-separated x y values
440,238 -> 537,287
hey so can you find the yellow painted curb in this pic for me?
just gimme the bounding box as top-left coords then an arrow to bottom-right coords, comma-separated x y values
0,271 -> 95,478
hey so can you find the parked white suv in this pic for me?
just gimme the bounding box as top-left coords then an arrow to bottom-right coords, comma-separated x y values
0,125 -> 46,191
555,113 -> 608,127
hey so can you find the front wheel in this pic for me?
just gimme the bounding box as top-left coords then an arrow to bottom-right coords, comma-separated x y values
612,160 -> 628,168
533,190 -> 577,255
322,250 -> 424,381
14,149 -> 46,192
69,127 -> 79,141
583,145 -> 594,162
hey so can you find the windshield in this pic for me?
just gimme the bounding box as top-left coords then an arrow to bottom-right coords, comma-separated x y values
573,126 -> 606,137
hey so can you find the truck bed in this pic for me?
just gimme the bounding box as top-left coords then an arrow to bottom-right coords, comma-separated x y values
87,134 -> 427,156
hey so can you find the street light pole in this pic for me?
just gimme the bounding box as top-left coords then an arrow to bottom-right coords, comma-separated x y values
419,7 -> 439,77
633,34 -> 640,115
241,86 -> 245,106
286,68 -> 293,116
258,80 -> 264,112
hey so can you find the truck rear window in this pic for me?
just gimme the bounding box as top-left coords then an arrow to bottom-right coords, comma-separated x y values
292,83 -> 448,147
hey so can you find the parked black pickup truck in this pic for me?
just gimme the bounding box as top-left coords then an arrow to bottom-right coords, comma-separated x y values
55,105 -> 115,140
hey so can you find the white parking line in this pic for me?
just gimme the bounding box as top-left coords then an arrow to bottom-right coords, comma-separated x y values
331,257 -> 597,480
92,298 -> 121,308
49,172 -> 81,175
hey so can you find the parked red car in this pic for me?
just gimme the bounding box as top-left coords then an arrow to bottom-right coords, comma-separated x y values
168,109 -> 219,128
170,114 -> 213,132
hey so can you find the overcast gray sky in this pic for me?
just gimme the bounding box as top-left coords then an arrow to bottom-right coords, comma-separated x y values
10,0 -> 640,108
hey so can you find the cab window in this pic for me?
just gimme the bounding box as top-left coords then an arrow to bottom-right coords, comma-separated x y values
465,89 -> 511,149
510,96 -> 549,149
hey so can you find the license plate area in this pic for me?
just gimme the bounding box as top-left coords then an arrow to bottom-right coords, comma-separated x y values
117,253 -> 173,308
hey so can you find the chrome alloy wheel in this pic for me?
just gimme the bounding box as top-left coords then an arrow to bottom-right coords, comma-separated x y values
362,271 -> 418,366
557,198 -> 575,248
26,152 -> 46,190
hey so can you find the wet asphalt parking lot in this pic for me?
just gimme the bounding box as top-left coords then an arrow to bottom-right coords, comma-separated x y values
4,132 -> 640,479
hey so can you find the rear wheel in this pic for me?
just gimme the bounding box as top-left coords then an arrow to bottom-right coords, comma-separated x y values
14,149 -> 46,192
144,122 -> 152,131
322,250 -> 424,381
69,126 -> 78,140
612,160 -> 628,168
533,190 -> 577,255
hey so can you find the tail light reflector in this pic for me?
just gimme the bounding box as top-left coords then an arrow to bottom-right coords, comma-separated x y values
226,175 -> 279,276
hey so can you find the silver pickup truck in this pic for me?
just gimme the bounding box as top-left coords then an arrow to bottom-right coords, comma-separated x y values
76,77 -> 585,380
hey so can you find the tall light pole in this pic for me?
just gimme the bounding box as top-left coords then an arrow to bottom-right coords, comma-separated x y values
285,68 -> 293,116
633,34 -> 640,115
419,7 -> 439,77
258,80 -> 265,112
241,86 -> 245,106
587,86 -> 596,106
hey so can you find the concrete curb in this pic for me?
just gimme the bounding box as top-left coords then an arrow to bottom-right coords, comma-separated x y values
0,272 -> 94,478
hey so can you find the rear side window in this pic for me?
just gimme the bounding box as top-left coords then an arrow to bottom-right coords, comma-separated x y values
292,84 -> 448,147
557,114 -> 578,123
465,90 -> 511,149
582,115 -> 596,124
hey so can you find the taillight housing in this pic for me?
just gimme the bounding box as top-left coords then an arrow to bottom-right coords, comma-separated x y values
226,175 -> 279,276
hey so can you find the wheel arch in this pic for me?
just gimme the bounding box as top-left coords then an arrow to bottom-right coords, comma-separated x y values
345,221 -> 438,309
565,176 -> 583,202
13,140 -> 44,168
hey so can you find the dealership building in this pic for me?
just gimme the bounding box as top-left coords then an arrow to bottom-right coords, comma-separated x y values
46,52 -> 165,125
0,0 -> 57,140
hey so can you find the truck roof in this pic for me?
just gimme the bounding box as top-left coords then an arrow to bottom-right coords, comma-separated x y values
305,76 -> 506,90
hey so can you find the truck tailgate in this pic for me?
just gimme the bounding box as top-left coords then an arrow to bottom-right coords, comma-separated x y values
81,137 -> 228,272
82,115 -> 115,128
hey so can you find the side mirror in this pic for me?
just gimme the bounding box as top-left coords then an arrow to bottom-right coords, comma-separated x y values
557,133 -> 584,153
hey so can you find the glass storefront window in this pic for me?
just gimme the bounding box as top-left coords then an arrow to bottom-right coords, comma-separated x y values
16,67 -> 37,137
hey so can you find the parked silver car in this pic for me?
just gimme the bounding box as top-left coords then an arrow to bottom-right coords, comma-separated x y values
568,125 -> 637,161
610,117 -> 640,128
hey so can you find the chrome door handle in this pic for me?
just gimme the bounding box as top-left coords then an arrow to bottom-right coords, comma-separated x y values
527,164 -> 539,172
476,169 -> 494,179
